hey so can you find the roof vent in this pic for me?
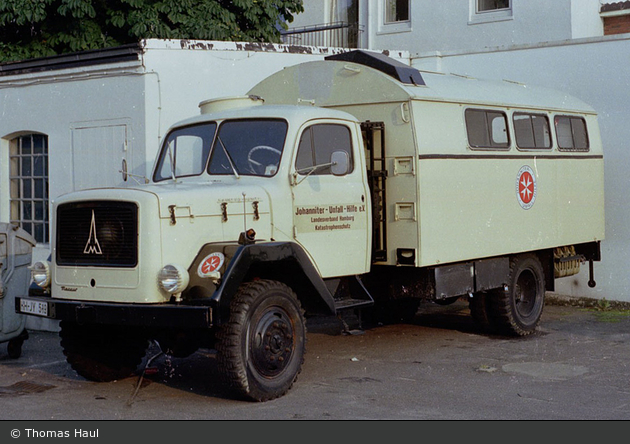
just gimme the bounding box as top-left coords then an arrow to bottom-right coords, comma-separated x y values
325,50 -> 425,86
199,95 -> 264,114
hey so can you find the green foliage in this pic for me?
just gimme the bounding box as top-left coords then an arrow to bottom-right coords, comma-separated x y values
595,297 -> 611,311
583,297 -> 630,322
0,0 -> 304,62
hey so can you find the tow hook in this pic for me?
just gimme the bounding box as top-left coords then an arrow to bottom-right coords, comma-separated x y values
588,259 -> 597,288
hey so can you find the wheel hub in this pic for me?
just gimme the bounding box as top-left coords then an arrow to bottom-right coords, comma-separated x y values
250,311 -> 294,377
515,270 -> 537,317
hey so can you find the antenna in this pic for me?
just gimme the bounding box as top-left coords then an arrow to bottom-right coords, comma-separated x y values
242,192 -> 247,234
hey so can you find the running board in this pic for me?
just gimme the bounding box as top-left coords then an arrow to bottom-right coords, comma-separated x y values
332,275 -> 374,312
334,297 -> 374,311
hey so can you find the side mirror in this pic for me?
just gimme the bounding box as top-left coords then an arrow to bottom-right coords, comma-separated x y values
330,151 -> 350,176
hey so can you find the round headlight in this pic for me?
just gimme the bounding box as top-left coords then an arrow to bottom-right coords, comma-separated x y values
31,261 -> 51,289
158,264 -> 189,294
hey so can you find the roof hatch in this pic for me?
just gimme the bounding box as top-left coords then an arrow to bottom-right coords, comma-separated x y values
325,50 -> 425,86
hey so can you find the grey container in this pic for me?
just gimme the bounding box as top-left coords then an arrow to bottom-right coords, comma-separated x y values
0,223 -> 36,358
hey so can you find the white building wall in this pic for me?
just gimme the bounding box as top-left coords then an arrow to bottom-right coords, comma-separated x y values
413,34 -> 630,302
0,63 -> 147,257
288,0 -> 329,27
571,0 -> 605,38
294,0 -> 604,54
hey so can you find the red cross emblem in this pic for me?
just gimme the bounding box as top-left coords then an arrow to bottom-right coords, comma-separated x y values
197,252 -> 225,277
516,166 -> 537,210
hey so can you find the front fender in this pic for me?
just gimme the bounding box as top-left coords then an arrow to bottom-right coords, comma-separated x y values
194,242 -> 336,324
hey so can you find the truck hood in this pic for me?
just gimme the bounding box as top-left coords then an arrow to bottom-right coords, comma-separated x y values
54,181 -> 271,221
150,180 -> 271,221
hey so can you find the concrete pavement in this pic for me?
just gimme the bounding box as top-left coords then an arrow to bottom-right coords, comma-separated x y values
0,296 -> 629,420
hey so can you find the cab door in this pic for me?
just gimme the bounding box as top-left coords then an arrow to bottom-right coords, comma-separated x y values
290,121 -> 371,278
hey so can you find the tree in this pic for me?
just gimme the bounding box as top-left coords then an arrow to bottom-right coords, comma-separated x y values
0,0 -> 304,63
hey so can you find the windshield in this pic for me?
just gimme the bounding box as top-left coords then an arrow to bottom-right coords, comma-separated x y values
153,123 -> 216,182
208,119 -> 287,177
153,119 -> 287,182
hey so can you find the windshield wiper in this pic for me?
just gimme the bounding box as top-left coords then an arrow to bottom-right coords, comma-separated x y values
217,136 -> 240,179
167,143 -> 177,182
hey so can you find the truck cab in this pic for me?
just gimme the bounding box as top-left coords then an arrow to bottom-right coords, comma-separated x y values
20,99 -> 375,402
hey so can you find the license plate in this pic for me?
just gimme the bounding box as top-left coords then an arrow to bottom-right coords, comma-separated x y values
20,299 -> 49,317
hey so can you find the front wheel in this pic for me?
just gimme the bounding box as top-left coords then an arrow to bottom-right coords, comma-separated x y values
60,322 -> 149,382
489,254 -> 545,336
7,338 -> 24,359
216,280 -> 306,402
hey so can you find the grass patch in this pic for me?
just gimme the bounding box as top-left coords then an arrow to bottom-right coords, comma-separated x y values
592,310 -> 630,323
546,294 -> 630,322
586,298 -> 630,322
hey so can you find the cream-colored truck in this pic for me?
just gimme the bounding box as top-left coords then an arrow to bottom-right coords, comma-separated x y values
17,51 -> 604,401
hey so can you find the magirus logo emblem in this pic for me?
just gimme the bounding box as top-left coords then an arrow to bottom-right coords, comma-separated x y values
83,210 -> 103,255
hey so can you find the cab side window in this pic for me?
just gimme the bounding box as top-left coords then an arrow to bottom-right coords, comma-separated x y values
296,124 -> 354,175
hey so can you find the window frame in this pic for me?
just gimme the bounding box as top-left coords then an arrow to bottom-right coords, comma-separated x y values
153,118 -> 289,182
513,112 -> 553,151
295,123 -> 355,176
469,0 -> 513,24
9,133 -> 49,244
379,0 -> 411,34
554,115 -> 590,152
476,0 -> 511,14
207,118 -> 288,177
384,0 -> 410,24
465,108 -> 511,151
153,122 -> 217,182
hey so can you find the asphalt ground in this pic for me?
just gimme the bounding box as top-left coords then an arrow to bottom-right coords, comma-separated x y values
0,295 -> 629,424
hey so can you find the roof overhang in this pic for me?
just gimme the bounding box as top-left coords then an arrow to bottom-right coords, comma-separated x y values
0,43 -> 143,77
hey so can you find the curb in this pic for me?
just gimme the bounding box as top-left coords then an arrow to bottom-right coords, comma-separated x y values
546,292 -> 630,311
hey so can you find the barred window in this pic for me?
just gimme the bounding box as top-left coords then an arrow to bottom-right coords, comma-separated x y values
10,134 -> 49,243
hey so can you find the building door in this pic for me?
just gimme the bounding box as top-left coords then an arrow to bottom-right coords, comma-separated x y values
71,120 -> 130,190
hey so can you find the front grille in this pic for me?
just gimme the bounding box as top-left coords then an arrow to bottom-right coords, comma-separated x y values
56,201 -> 138,267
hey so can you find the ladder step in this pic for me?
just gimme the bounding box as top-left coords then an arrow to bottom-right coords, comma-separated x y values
334,297 -> 374,311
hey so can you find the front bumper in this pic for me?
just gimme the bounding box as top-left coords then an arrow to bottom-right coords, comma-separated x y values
16,296 -> 213,329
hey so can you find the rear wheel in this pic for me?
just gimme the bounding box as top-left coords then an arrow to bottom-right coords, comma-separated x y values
489,254 -> 545,336
60,321 -> 149,382
216,280 -> 306,402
